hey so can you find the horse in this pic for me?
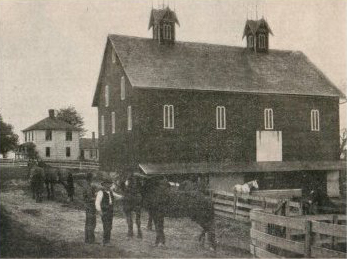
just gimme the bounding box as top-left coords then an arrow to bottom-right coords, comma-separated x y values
38,161 -> 60,200
142,177 -> 217,250
29,165 -> 45,203
233,180 -> 259,194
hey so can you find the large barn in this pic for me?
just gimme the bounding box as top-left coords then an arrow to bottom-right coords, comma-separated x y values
92,7 -> 345,198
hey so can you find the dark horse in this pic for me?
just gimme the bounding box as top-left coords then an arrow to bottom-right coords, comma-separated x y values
119,175 -> 217,250
38,161 -> 59,200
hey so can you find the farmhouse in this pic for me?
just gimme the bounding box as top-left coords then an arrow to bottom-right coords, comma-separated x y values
92,7 -> 345,197
22,109 -> 80,160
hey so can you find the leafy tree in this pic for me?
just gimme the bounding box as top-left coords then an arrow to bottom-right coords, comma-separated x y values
0,114 -> 19,158
340,128 -> 347,160
56,106 -> 86,137
25,142 -> 40,161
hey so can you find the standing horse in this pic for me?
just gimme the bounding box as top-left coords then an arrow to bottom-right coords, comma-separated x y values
233,180 -> 259,194
38,161 -> 59,200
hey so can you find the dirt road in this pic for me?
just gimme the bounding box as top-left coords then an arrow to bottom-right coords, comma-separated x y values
0,170 -> 251,258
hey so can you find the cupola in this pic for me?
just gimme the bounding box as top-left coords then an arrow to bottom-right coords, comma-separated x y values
243,18 -> 273,52
148,6 -> 180,45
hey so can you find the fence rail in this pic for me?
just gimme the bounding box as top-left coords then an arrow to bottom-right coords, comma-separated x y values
250,209 -> 347,258
210,189 -> 302,221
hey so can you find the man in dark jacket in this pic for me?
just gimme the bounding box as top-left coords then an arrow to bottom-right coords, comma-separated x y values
83,172 -> 97,244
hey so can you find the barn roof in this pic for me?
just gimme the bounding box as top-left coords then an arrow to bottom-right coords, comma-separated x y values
92,35 -> 344,106
23,117 -> 79,132
139,160 -> 347,176
80,138 -> 98,149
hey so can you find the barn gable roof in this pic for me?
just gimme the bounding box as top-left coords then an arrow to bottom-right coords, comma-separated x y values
92,34 -> 344,106
23,117 -> 80,132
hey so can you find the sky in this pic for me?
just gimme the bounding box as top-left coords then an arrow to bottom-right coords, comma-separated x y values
0,0 -> 346,142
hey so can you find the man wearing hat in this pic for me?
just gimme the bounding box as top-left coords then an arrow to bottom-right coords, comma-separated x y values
95,176 -> 122,246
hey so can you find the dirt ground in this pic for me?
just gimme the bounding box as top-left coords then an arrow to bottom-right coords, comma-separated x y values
0,167 -> 252,258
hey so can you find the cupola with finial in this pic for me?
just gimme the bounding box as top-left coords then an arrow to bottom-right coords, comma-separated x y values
243,17 -> 273,52
148,5 -> 180,45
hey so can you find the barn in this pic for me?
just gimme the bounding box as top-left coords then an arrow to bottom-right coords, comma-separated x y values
92,7 -> 346,198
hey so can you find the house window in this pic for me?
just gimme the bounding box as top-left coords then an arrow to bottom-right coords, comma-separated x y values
66,147 -> 71,157
45,130 -> 52,141
121,76 -> 125,100
216,106 -> 226,130
163,105 -> 174,129
248,35 -> 254,48
127,106 -> 132,131
264,108 -> 274,130
31,131 -> 34,141
259,34 -> 265,49
66,131 -> 72,141
111,112 -> 116,134
311,109 -> 320,131
105,85 -> 109,107
25,132 -> 27,142
45,147 -> 50,157
101,115 -> 105,136
163,24 -> 172,40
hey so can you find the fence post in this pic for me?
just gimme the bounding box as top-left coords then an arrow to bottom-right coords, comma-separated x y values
304,220 -> 312,258
331,214 -> 338,250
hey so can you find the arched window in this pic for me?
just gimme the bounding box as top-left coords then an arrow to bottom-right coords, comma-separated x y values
248,35 -> 254,48
111,112 -> 116,134
163,105 -> 174,129
121,76 -> 125,100
163,24 -> 172,40
216,106 -> 226,129
264,108 -> 274,130
311,110 -> 320,131
101,115 -> 105,136
127,106 -> 132,131
259,34 -> 266,49
105,85 -> 109,107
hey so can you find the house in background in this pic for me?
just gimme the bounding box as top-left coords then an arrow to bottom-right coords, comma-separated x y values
22,109 -> 80,160
92,7 -> 345,198
80,132 -> 99,161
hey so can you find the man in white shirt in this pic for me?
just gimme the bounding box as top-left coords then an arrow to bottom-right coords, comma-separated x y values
95,177 -> 122,246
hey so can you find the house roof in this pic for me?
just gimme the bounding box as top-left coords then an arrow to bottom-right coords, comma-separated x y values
92,34 -> 345,106
243,18 -> 273,39
148,7 -> 180,29
139,160 -> 347,176
80,138 -> 98,149
23,117 -> 80,132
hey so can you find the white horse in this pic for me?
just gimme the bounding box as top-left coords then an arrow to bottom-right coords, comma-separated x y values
233,180 -> 259,194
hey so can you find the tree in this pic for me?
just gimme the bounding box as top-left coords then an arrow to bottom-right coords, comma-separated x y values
0,114 -> 19,158
25,142 -> 39,161
340,128 -> 347,160
56,106 -> 86,137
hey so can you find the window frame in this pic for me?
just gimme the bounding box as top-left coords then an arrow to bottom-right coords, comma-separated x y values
163,24 -> 172,40
163,104 -> 174,129
121,76 -> 125,101
111,111 -> 116,134
127,106 -> 132,131
101,115 -> 105,136
45,130 -> 52,141
66,130 -> 72,141
259,34 -> 266,49
264,108 -> 274,130
45,147 -> 50,157
311,109 -> 320,131
216,106 -> 226,130
66,147 -> 71,157
105,85 -> 109,107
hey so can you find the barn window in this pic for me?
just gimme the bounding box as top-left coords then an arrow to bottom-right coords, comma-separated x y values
127,106 -> 132,131
66,147 -> 71,157
259,34 -> 266,49
163,24 -> 172,40
248,35 -> 254,48
163,105 -> 174,129
45,147 -> 50,157
311,110 -> 320,131
111,52 -> 116,63
105,85 -> 109,107
264,108 -> 274,130
111,112 -> 116,134
216,106 -> 226,130
45,130 -> 52,141
121,76 -> 125,100
66,130 -> 72,141
101,115 -> 105,136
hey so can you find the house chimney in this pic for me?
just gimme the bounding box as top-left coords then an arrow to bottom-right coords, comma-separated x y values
48,109 -> 55,118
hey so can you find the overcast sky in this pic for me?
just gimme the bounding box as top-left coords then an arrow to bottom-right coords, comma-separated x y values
0,0 -> 346,141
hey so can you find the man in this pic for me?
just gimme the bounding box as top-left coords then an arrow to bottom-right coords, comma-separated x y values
31,163 -> 45,203
83,172 -> 97,244
95,177 -> 122,246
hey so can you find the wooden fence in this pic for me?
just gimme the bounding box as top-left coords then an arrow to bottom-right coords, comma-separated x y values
210,189 -> 302,221
250,209 -> 347,258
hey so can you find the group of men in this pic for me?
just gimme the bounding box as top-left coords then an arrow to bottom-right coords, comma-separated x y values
83,173 -> 122,246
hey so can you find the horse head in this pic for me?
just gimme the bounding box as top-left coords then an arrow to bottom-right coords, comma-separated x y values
252,180 -> 259,190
